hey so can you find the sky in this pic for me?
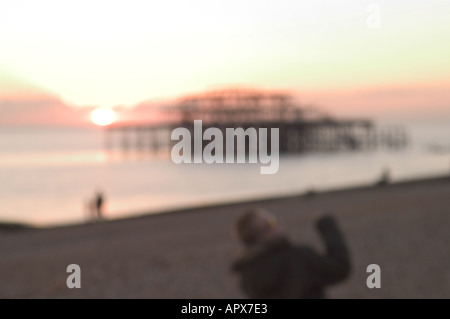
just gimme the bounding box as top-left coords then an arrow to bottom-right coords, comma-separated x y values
0,0 -> 450,124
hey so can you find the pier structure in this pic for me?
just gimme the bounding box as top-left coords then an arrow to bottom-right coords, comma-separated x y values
105,89 -> 408,154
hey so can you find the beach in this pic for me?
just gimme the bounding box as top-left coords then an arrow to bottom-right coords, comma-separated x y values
1,175 -> 450,299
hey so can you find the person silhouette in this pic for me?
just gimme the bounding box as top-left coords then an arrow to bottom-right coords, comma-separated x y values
376,167 -> 391,187
231,208 -> 351,299
95,191 -> 104,221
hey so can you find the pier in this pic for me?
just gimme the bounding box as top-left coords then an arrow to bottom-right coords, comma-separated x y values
105,89 -> 408,154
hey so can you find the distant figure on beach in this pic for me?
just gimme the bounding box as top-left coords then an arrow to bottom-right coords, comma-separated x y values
95,191 -> 104,221
376,167 -> 391,187
85,191 -> 105,222
231,208 -> 351,299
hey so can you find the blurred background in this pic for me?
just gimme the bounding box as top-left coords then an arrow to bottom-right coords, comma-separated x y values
2,0 -> 450,300
1,1 -> 449,226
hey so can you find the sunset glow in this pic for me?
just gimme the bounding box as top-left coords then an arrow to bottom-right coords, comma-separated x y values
90,108 -> 117,126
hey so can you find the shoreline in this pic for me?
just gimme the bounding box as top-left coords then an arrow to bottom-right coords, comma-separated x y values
3,173 -> 449,231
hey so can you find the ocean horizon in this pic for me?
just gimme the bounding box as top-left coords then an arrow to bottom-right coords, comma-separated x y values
1,121 -> 449,227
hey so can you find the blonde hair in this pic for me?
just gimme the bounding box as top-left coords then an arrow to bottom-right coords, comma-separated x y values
235,208 -> 278,246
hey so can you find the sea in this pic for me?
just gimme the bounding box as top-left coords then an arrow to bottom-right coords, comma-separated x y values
1,122 -> 449,226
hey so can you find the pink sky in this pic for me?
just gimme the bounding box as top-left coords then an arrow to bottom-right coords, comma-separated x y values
299,83 -> 450,123
1,82 -> 449,126
1,2 -> 449,126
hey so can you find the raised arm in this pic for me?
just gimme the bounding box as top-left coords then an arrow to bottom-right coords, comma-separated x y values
312,214 -> 351,285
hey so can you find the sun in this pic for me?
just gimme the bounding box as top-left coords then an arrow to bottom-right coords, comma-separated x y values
90,108 -> 118,126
